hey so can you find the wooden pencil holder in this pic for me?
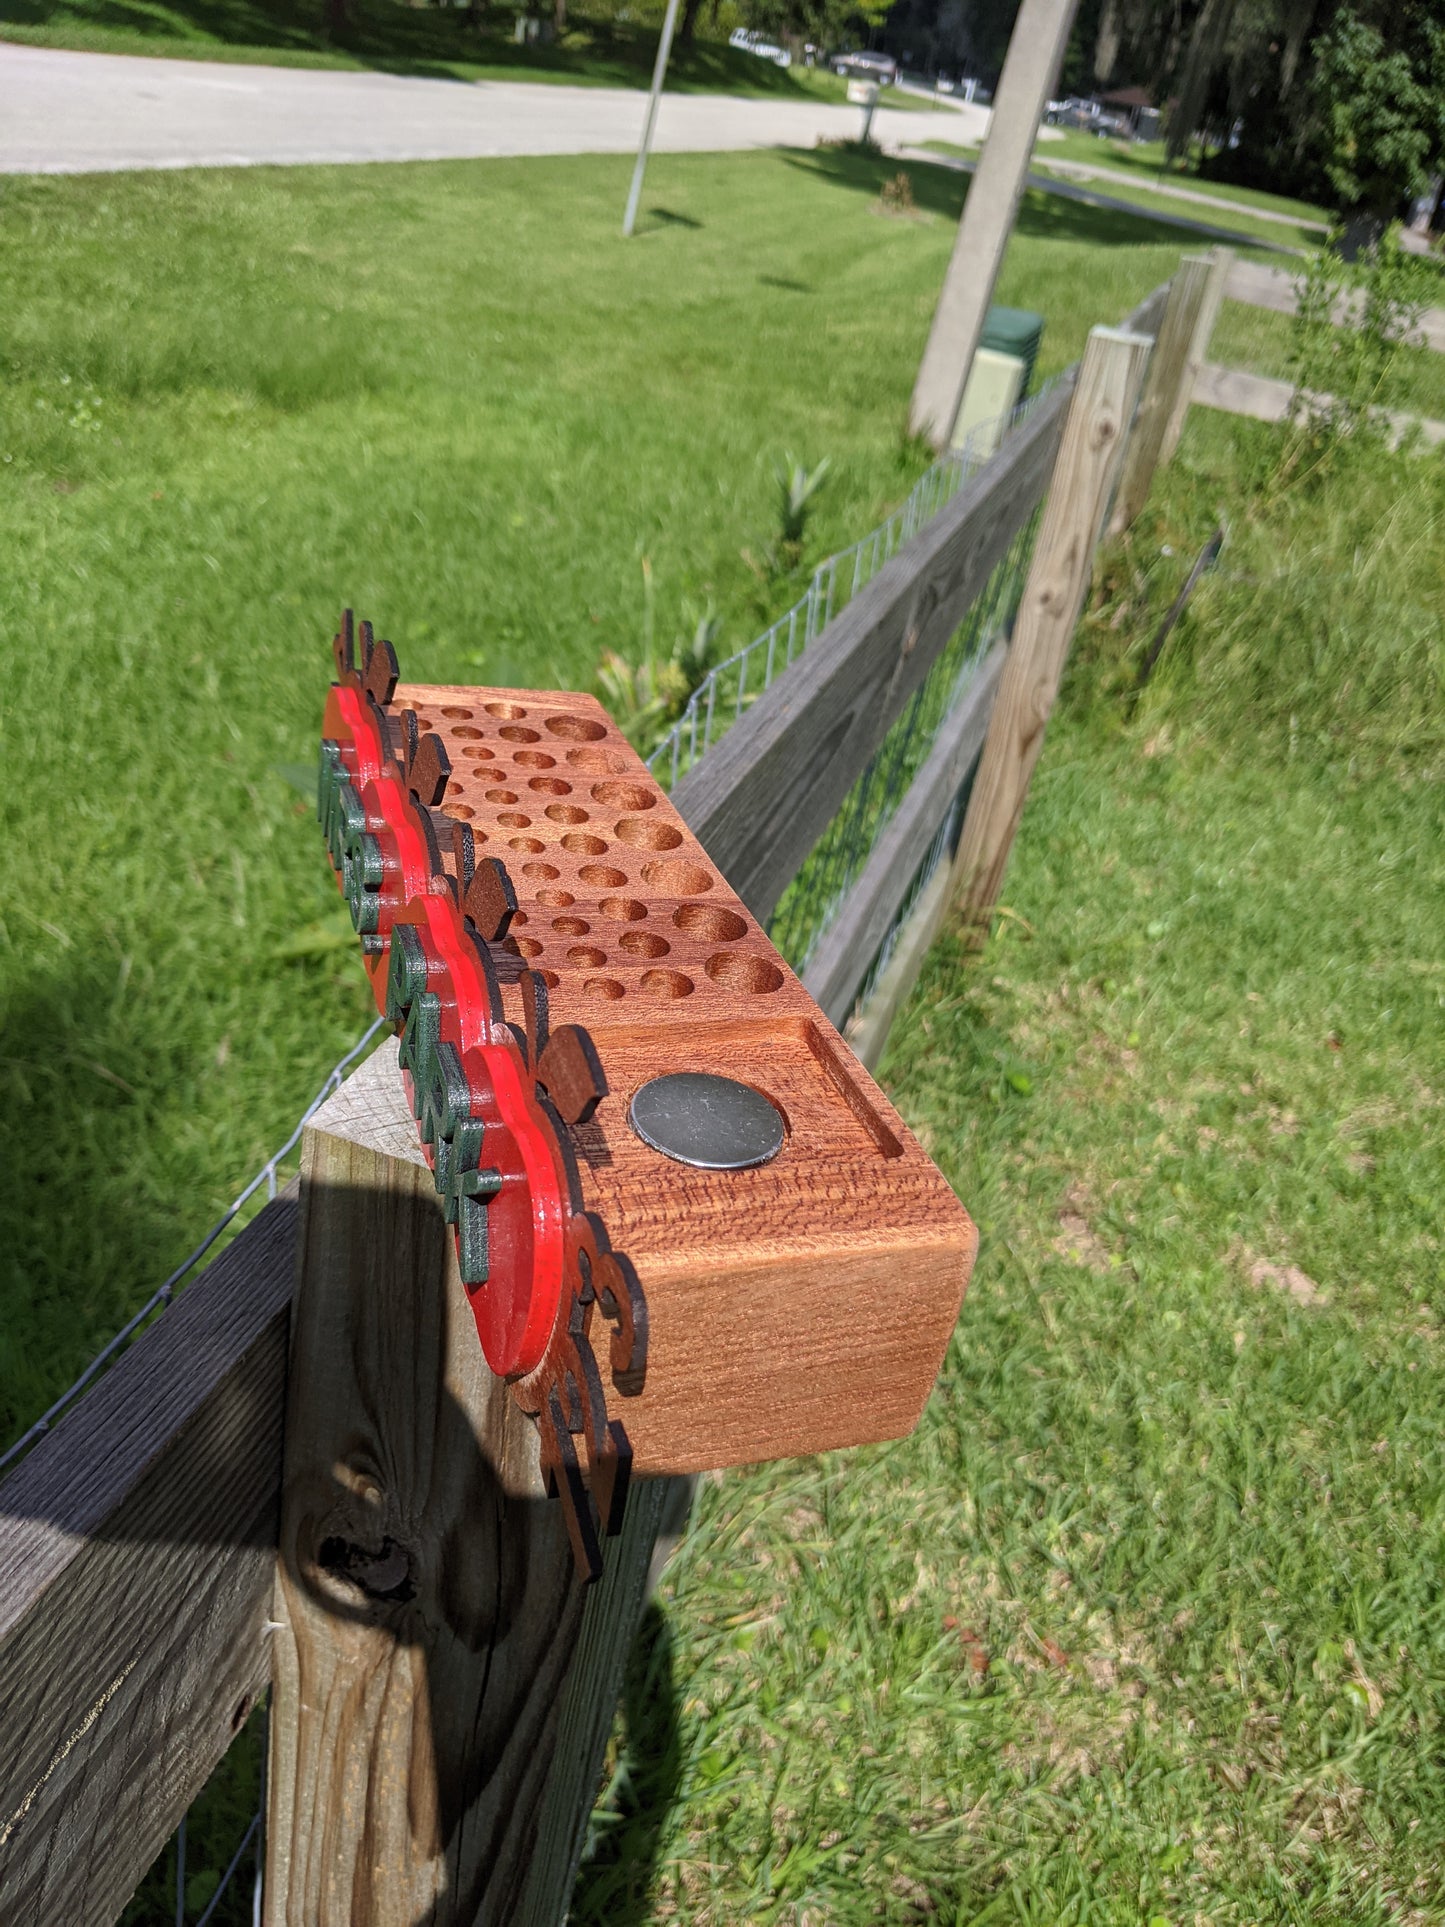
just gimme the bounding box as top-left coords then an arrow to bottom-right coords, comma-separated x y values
312,615 -> 978,1575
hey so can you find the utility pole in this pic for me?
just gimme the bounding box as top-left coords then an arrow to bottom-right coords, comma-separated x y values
908,0 -> 1080,449
622,0 -> 682,238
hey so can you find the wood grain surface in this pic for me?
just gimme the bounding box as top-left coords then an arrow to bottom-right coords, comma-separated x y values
267,1045 -> 581,1926
512,1470 -> 679,1927
385,687 -> 979,1475
266,1041 -> 686,1927
665,282 -> 1170,927
951,325 -> 1153,932
1160,247 -> 1233,466
0,1193 -> 295,1927
1108,254 -> 1210,535
846,860 -> 954,1075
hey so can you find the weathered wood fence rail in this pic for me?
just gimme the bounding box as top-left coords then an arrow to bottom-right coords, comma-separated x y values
0,272 -> 1200,1927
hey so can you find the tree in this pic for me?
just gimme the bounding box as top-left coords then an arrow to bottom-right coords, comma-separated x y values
1165,0 -> 1238,162
742,0 -> 890,47
677,0 -> 713,48
1313,9 -> 1441,245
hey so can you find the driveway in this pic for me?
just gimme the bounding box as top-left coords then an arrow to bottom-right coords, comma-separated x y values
0,42 -> 989,174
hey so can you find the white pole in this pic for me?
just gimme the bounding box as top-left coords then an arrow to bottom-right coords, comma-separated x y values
622,0 -> 682,238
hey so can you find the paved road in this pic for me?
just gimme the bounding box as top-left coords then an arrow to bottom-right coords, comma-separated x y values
0,42 -> 988,173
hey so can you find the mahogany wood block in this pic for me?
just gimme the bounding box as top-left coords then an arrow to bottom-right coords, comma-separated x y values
396,681 -> 978,1478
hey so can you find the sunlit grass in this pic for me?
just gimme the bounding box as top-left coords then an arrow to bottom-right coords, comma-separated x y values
0,144 -> 1181,1450
1035,127 -> 1333,229
923,140 -> 1319,255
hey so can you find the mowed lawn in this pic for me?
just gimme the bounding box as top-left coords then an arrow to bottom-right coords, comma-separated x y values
4,145 -> 1444,1923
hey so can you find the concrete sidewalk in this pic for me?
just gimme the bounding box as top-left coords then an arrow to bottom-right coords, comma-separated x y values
0,42 -> 987,174
1032,154 -> 1329,235
906,144 -> 1296,255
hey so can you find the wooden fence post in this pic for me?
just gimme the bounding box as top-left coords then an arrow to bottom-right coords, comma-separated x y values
1159,245 -> 1233,467
950,324 -> 1152,937
264,1038 -> 683,1927
1107,254 -> 1212,537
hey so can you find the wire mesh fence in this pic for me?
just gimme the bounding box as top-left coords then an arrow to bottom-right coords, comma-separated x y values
0,1017 -> 386,1482
152,1711 -> 266,1927
646,383 -> 1054,792
768,510 -> 1038,982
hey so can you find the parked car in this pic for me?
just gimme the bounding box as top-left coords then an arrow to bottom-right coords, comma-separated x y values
832,50 -> 897,85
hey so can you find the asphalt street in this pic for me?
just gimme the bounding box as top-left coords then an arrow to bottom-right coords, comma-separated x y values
0,42 -> 989,174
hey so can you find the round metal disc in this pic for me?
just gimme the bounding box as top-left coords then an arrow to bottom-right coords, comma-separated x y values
627,1072 -> 785,1171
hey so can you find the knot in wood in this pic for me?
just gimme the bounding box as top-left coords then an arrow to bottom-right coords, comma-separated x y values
317,1532 -> 417,1605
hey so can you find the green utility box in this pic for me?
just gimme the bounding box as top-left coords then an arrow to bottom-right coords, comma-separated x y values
952,305 -> 1047,455
979,306 -> 1045,397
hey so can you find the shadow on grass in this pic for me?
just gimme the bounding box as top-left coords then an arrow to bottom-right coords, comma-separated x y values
0,965 -> 188,1446
571,1602 -> 683,1927
783,146 -> 1287,253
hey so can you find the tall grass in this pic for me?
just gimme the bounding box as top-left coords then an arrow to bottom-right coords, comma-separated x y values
1085,408 -> 1445,769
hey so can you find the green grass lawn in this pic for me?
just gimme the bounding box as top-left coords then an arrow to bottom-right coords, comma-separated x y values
4,143 -> 1443,1923
0,0 -> 853,95
1211,297 -> 1445,423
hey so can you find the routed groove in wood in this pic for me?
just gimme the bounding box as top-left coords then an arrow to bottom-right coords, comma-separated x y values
0,1191 -> 296,1927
